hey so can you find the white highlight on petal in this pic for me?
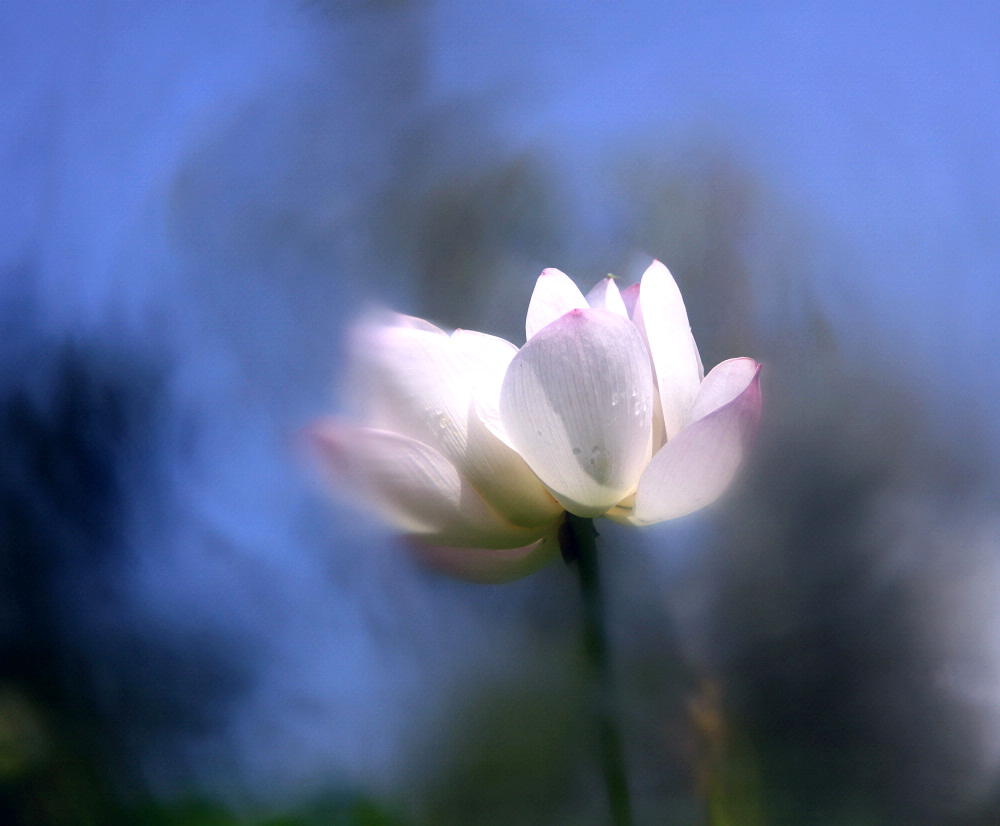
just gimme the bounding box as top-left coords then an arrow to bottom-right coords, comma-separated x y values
628,362 -> 761,524
500,308 -> 654,517
349,313 -> 463,452
450,329 -> 519,387
631,261 -> 704,441
525,268 -> 589,341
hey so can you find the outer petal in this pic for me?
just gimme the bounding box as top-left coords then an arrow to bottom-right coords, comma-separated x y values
311,422 -> 553,549
585,277 -> 629,318
525,268 -> 589,341
624,363 -> 761,525
632,261 -> 704,441
451,328 -> 519,381
500,308 -> 654,517
353,319 -> 560,529
389,312 -> 449,335
349,315 -> 465,449
686,357 -> 761,425
412,535 -> 560,584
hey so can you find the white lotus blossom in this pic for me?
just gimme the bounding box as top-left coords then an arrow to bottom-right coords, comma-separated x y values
312,261 -> 761,581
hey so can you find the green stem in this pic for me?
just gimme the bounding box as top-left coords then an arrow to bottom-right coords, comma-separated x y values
564,514 -> 633,826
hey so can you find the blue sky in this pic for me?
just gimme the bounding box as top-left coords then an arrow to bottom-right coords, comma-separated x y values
428,1 -> 1000,417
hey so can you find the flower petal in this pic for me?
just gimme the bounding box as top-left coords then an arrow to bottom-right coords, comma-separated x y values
500,308 -> 654,517
351,319 -> 560,528
621,283 -> 640,318
624,363 -> 761,524
349,314 -> 464,450
451,330 -> 565,527
686,357 -> 761,425
631,261 -> 704,441
585,277 -> 628,318
390,312 -> 449,335
411,535 -> 559,584
310,422 -> 552,548
451,328 -> 520,382
525,268 -> 589,341
452,328 -> 519,450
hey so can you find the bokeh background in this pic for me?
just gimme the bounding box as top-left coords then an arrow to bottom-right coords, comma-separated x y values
3,1 -> 1000,824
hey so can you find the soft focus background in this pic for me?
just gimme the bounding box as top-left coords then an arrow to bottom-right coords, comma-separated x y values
3,1 -> 1000,824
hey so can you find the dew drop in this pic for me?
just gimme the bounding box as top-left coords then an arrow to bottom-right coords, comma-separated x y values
436,413 -> 450,429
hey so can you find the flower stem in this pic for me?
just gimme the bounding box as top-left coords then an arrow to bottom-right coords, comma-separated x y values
563,514 -> 633,826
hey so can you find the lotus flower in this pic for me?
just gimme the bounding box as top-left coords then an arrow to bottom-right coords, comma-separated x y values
312,261 -> 760,581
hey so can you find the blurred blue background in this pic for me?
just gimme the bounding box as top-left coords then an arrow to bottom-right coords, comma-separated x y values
2,2 -> 1000,824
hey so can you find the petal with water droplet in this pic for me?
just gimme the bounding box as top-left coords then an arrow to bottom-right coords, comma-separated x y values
500,308 -> 654,517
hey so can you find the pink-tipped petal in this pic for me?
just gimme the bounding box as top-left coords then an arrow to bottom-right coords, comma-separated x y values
412,534 -> 560,584
628,363 -> 761,524
686,358 -> 762,425
585,277 -> 629,318
525,268 -> 589,341
500,309 -> 654,517
311,423 -> 551,549
632,261 -> 704,441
